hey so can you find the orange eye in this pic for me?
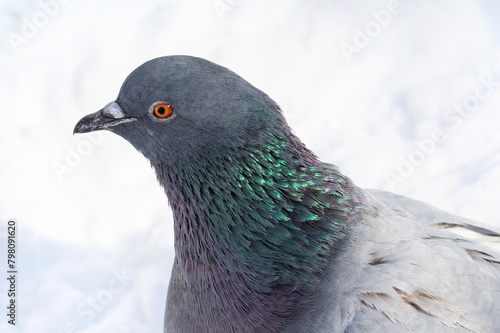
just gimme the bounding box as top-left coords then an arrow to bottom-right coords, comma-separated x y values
153,103 -> 173,119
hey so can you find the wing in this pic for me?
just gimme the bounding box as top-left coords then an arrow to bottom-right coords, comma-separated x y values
338,190 -> 500,332
367,189 -> 500,253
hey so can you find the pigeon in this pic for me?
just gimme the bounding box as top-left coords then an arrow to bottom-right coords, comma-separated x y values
74,55 -> 500,333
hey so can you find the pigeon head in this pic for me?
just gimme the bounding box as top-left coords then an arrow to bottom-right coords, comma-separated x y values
74,55 -> 287,167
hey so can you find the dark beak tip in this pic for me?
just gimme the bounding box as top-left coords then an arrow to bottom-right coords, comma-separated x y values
73,110 -> 103,135
73,117 -> 90,135
73,121 -> 82,135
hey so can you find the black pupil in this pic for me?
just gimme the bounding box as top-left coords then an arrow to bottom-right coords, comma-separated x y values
157,106 -> 166,115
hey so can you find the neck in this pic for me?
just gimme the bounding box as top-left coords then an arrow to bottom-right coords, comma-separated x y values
157,129 -> 361,330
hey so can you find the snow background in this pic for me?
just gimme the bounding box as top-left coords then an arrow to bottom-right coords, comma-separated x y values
1,0 -> 500,332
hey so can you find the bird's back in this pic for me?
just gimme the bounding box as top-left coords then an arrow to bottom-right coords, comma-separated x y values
326,189 -> 500,332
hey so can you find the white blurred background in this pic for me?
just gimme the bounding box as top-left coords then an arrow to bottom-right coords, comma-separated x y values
1,0 -> 500,332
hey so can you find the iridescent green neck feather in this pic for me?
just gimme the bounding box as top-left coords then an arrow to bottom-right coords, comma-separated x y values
154,119 -> 363,328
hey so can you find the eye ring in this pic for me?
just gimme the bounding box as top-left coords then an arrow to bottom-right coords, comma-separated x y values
150,102 -> 173,120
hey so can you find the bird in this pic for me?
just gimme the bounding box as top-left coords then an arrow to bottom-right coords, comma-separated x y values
74,55 -> 500,333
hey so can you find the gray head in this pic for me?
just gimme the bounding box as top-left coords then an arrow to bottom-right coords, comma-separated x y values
74,56 -> 287,167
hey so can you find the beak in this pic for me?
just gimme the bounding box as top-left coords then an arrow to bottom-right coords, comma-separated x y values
73,102 -> 137,134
